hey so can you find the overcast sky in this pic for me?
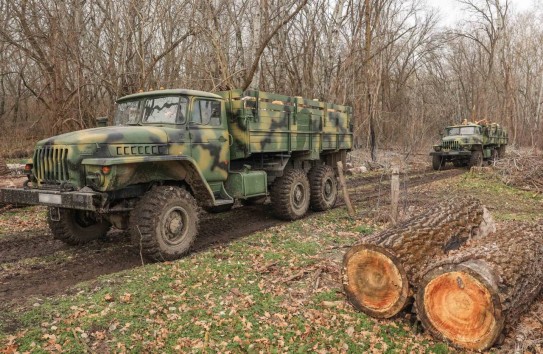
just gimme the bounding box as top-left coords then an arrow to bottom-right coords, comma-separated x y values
429,0 -> 537,26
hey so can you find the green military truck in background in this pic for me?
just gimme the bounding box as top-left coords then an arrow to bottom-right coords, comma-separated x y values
430,121 -> 508,170
0,89 -> 352,261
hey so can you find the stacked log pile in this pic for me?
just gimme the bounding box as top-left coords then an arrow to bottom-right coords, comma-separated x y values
342,198 -> 543,351
342,197 -> 494,318
416,222 -> 543,351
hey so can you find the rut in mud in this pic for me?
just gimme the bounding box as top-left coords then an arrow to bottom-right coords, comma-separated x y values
0,168 -> 462,309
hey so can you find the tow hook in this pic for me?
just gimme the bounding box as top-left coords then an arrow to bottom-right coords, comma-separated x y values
49,207 -> 61,221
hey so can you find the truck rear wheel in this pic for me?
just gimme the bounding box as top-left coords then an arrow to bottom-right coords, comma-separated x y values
498,145 -> 506,158
309,165 -> 338,211
432,155 -> 444,170
469,150 -> 483,167
129,186 -> 199,261
271,169 -> 310,220
48,208 -> 111,245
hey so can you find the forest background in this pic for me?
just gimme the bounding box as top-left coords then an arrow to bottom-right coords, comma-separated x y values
0,0 -> 541,162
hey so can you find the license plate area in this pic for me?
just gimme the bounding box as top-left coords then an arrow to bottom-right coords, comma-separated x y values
38,193 -> 62,204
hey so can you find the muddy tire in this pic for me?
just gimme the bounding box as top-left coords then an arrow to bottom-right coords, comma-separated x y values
498,145 -> 506,158
271,169 -> 310,220
308,165 -> 338,211
129,185 -> 199,261
432,155 -> 444,170
469,150 -> 483,167
48,208 -> 111,245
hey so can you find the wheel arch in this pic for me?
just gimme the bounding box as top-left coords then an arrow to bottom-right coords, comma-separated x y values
82,156 -> 215,208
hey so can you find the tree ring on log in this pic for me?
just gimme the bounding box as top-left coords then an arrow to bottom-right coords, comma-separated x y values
343,244 -> 409,318
417,262 -> 504,350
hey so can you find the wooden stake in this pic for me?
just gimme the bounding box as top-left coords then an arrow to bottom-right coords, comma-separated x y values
390,164 -> 400,224
337,161 -> 355,217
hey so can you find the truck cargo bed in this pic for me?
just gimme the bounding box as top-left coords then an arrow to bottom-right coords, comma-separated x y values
219,90 -> 353,160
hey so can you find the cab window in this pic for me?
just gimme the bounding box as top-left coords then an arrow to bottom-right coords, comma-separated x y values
192,100 -> 221,126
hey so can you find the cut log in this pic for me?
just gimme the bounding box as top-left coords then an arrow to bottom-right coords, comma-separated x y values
416,222 -> 543,351
342,197 -> 494,318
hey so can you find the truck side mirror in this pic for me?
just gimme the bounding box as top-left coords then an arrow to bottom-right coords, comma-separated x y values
96,117 -> 108,127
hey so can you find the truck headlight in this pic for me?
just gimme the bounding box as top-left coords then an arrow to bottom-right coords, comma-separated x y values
86,173 -> 105,187
433,145 -> 441,152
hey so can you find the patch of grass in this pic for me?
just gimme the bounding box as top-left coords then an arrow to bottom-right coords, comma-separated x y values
455,174 -> 542,221
0,202 -> 447,353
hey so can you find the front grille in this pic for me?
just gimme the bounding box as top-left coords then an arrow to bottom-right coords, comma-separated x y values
34,146 -> 70,184
442,141 -> 460,150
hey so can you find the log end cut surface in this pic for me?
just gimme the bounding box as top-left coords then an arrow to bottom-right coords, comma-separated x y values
343,245 -> 408,318
422,271 -> 499,350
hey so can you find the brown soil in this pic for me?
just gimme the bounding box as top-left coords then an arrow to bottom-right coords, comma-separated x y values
0,166 -> 462,313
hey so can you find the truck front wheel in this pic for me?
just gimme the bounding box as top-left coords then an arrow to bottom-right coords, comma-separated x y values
469,150 -> 483,167
129,186 -> 199,261
48,208 -> 111,245
309,165 -> 338,211
271,169 -> 310,220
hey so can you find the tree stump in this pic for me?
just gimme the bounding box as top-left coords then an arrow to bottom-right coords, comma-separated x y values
416,222 -> 543,351
342,197 -> 494,318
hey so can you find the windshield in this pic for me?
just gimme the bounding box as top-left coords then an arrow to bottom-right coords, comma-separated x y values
114,100 -> 141,125
114,96 -> 188,125
447,126 -> 479,136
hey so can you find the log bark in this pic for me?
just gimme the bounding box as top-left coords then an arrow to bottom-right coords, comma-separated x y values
342,197 -> 494,318
416,222 -> 543,351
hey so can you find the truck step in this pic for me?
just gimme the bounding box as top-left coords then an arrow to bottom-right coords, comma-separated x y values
214,198 -> 234,206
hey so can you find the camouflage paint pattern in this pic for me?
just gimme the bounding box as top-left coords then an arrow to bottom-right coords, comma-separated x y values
430,123 -> 508,159
218,89 -> 352,160
2,88 -> 353,210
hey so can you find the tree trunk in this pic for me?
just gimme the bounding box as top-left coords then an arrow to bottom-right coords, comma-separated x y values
342,197 -> 494,318
416,222 -> 543,351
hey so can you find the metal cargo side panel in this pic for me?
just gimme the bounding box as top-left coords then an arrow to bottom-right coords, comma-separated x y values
249,100 -> 290,153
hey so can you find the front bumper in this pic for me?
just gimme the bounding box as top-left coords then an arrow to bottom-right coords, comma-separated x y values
0,187 -> 104,211
430,151 -> 472,157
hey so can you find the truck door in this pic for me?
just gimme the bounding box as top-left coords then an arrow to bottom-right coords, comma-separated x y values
188,98 -> 230,183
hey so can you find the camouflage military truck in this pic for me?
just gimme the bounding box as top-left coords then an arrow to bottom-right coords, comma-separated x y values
430,122 -> 508,170
0,89 -> 352,261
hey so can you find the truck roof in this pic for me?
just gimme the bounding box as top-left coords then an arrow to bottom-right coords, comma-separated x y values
117,89 -> 222,102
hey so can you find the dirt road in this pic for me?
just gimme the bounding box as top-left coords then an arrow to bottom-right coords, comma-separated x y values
0,167 -> 463,310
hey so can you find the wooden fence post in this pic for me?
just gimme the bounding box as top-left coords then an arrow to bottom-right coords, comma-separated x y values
337,161 -> 355,217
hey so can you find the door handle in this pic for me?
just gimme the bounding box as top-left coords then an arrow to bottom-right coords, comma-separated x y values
218,136 -> 227,142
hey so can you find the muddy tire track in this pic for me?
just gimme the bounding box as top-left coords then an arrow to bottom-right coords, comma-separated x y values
0,167 -> 463,311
